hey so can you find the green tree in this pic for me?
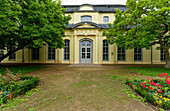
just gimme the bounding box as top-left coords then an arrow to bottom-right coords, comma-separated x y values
0,0 -> 71,62
103,0 -> 170,68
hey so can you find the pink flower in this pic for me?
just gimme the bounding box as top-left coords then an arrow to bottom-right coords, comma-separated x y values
163,73 -> 168,76
158,84 -> 162,88
157,89 -> 162,93
166,78 -> 170,84
155,87 -> 157,89
153,83 -> 157,86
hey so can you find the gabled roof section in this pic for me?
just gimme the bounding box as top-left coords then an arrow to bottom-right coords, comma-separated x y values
66,23 -> 113,29
62,4 -> 127,13
71,22 -> 101,29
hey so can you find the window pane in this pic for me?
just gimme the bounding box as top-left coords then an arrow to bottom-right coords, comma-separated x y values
87,48 -> 90,52
103,40 -> 109,61
32,48 -> 39,60
64,40 -> 70,60
82,48 -> 85,52
48,45 -> 55,60
161,49 -> 165,61
87,42 -> 91,46
82,53 -> 85,58
9,47 -> 16,60
117,46 -> 126,61
87,53 -> 90,58
81,16 -> 92,22
134,48 -> 142,61
82,42 -> 85,46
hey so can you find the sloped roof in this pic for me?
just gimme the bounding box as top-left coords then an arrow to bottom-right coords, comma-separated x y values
62,4 -> 127,12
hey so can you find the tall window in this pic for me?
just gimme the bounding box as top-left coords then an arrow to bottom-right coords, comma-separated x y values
0,49 -> 4,58
161,49 -> 165,61
103,16 -> 109,23
48,44 -> 55,60
117,46 -> 126,61
64,40 -> 70,60
103,40 -> 109,61
134,48 -> 142,61
81,16 -> 92,22
9,47 -> 16,60
32,48 -> 39,60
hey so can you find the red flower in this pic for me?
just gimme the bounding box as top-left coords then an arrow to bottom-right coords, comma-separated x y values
158,74 -> 163,78
148,86 -> 153,90
157,89 -> 162,93
143,86 -> 146,88
140,74 -> 142,76
132,74 -> 134,76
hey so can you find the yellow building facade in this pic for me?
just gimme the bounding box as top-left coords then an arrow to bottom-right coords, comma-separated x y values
1,4 -> 168,64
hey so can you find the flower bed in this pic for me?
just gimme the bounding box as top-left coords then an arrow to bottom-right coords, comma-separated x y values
126,73 -> 170,110
0,69 -> 39,105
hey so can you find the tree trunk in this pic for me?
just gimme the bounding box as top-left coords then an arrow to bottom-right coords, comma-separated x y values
0,46 -> 26,63
165,49 -> 170,69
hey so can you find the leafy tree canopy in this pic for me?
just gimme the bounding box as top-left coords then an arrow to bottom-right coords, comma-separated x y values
103,0 -> 170,68
0,0 -> 71,62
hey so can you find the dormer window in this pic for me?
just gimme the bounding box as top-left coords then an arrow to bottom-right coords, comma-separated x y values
81,16 -> 92,22
103,16 -> 109,23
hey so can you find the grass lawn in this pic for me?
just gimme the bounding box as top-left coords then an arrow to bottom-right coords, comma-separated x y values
126,67 -> 170,77
0,66 -> 44,75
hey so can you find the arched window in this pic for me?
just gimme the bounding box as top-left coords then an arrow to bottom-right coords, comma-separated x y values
103,40 -> 109,61
103,16 -> 109,23
81,16 -> 92,22
64,40 -> 70,60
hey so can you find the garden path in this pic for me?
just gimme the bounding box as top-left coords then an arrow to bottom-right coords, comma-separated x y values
7,64 -> 156,111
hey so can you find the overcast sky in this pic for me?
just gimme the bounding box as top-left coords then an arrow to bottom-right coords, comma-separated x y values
61,0 -> 127,5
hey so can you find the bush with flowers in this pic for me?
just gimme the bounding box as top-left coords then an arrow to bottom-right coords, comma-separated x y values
125,72 -> 170,110
0,69 -> 39,106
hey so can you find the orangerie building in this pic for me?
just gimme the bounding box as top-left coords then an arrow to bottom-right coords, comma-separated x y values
0,4 -> 168,64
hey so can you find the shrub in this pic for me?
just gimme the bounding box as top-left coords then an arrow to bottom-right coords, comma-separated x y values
0,69 -> 40,105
